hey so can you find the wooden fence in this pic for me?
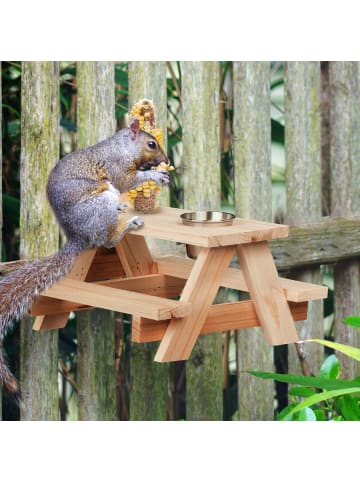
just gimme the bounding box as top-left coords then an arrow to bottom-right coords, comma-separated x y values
1,61 -> 359,420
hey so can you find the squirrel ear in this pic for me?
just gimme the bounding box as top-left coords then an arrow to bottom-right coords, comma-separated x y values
129,118 -> 140,140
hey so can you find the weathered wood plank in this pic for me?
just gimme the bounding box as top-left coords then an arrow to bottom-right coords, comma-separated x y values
233,61 -> 274,421
76,61 -> 116,421
330,61 -> 360,379
10,215 -> 360,274
20,61 -> 60,420
127,61 -> 169,421
270,217 -> 360,270
285,61 -> 323,375
0,62 -> 2,419
181,61 -> 223,421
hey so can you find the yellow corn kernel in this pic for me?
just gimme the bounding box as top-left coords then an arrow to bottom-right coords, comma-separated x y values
150,128 -> 163,148
136,186 -> 143,192
149,180 -> 157,186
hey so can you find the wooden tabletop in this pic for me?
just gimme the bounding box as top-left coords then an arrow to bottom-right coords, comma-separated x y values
127,207 -> 289,247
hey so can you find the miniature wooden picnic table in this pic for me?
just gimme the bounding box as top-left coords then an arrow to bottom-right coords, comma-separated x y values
31,207 -> 328,362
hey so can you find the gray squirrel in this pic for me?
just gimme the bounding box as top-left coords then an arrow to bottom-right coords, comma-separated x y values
0,118 -> 170,395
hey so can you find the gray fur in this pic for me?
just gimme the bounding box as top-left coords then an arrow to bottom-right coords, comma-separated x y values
0,120 -> 169,393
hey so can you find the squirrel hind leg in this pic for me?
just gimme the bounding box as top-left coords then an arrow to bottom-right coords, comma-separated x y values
104,215 -> 144,249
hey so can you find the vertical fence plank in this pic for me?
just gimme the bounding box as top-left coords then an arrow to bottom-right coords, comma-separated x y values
321,61 -> 331,217
233,61 -> 274,420
76,61 -> 116,420
181,61 -> 223,420
128,61 -> 168,420
284,62 -> 324,375
0,62 -> 2,419
20,62 -> 60,420
330,61 -> 360,379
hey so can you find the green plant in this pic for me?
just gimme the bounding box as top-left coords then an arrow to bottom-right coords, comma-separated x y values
249,316 -> 360,420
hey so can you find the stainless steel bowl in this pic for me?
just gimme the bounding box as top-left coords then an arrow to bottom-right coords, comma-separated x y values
180,211 -> 235,258
180,211 -> 235,227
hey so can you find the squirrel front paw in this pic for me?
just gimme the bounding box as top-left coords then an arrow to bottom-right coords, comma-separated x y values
117,202 -> 128,213
127,215 -> 144,230
151,170 -> 170,186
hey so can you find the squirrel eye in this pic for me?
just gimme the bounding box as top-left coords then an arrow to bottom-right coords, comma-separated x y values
147,141 -> 157,150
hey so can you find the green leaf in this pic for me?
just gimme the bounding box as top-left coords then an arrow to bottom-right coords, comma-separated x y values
248,370 -> 360,391
2,103 -> 20,117
115,64 -> 128,87
271,119 -> 284,144
319,354 -> 340,380
343,316 -> 360,329
288,386 -> 315,397
314,409 -> 328,421
297,407 -> 317,421
287,387 -> 360,418
306,339 -> 360,362
271,78 -> 285,90
277,403 -> 299,421
337,395 -> 360,421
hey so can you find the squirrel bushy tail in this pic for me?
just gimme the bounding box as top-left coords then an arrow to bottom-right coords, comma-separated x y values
0,242 -> 81,394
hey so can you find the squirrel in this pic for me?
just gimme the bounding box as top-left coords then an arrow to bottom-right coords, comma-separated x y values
0,118 -> 170,395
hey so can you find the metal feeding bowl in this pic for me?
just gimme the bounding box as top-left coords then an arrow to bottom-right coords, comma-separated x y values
180,211 -> 235,227
180,211 -> 236,258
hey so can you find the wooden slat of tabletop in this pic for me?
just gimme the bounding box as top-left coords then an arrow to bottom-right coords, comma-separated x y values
127,207 -> 289,246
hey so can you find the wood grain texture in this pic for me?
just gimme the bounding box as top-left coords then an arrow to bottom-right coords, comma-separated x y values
42,277 -> 191,320
132,301 -> 308,343
155,255 -> 327,302
128,207 -> 289,246
31,274 -> 186,316
154,246 -> 234,362
236,242 -> 299,345
330,61 -> 360,379
233,62 -> 274,420
76,61 -> 116,421
176,63 -> 222,423
0,63 -> 2,418
115,235 -> 155,276
32,248 -> 96,330
284,61 -> 323,374
20,61 -> 60,420
128,61 -> 169,421
270,217 -> 360,269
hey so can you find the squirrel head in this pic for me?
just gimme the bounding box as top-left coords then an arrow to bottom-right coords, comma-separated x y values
128,118 -> 168,171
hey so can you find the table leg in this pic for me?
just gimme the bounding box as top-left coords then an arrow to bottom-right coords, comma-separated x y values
115,234 -> 155,276
154,246 -> 235,362
116,234 -> 158,342
236,241 -> 299,345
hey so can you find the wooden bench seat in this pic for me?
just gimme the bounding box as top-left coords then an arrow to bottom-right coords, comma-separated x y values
155,256 -> 328,303
37,277 -> 191,321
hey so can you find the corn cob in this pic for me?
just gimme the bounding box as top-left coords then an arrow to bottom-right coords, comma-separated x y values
128,99 -> 174,212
